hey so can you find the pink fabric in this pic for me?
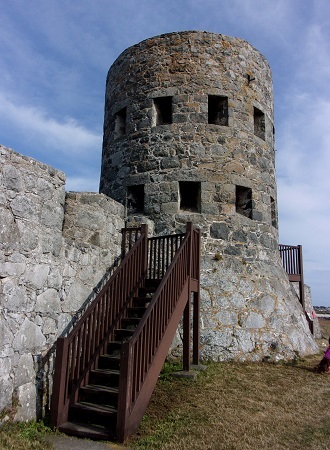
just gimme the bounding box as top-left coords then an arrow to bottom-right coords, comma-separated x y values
324,347 -> 330,360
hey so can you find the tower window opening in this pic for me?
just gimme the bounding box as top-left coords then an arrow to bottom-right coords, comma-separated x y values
254,107 -> 265,140
179,181 -> 201,212
236,185 -> 252,219
270,196 -> 277,228
153,96 -> 172,125
208,95 -> 228,126
115,107 -> 127,137
127,185 -> 144,213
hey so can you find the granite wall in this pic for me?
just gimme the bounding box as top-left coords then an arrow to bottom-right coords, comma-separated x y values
0,145 -> 125,421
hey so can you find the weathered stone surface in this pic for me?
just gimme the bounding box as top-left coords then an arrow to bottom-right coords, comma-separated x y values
0,376 -> 13,411
12,318 -> 46,353
35,289 -> 61,316
14,354 -> 35,387
15,382 -> 36,421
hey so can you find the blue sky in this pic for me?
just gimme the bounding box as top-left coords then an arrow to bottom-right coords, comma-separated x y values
1,0 -> 329,306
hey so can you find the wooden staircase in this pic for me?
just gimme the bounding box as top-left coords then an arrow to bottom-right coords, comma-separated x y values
57,279 -> 160,440
50,223 -> 200,442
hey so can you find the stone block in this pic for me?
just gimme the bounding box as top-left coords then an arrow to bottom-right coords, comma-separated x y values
2,165 -> 23,191
15,382 -> 36,421
24,265 -> 49,290
0,376 -> 13,411
14,354 -> 35,388
36,289 -> 61,316
12,318 -> 46,353
210,222 -> 229,240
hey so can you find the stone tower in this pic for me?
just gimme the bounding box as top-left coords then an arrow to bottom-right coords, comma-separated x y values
100,31 -> 318,361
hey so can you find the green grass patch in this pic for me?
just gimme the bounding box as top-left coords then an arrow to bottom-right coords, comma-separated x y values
0,420 -> 54,450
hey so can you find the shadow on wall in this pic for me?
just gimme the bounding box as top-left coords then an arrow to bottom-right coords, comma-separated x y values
33,254 -> 123,419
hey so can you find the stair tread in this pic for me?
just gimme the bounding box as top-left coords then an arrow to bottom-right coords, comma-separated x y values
81,384 -> 119,394
59,421 -> 115,440
72,401 -> 117,414
115,328 -> 135,331
91,368 -> 120,375
100,353 -> 120,360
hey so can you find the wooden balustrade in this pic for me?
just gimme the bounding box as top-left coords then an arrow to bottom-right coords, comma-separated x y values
50,225 -> 148,428
116,222 -> 200,441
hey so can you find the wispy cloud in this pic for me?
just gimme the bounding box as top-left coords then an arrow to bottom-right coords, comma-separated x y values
0,93 -> 102,155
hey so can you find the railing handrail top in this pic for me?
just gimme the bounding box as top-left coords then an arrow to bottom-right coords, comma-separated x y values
148,232 -> 185,241
279,244 -> 301,249
121,226 -> 142,232
123,231 -> 191,347
61,233 -> 146,343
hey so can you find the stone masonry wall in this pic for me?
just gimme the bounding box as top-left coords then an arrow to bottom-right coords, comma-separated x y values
0,145 -> 125,421
100,31 -> 319,362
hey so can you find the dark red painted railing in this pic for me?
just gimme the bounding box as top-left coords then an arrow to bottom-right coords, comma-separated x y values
148,233 -> 185,279
279,244 -> 313,333
279,244 -> 304,306
116,223 -> 200,441
121,226 -> 142,257
50,225 -> 148,428
279,244 -> 302,279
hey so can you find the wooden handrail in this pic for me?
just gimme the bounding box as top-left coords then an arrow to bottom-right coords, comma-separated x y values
279,244 -> 305,306
50,225 -> 148,428
279,244 -> 313,333
116,222 -> 200,441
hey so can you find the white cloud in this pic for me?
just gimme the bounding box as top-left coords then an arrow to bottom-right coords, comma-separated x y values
0,93 -> 102,155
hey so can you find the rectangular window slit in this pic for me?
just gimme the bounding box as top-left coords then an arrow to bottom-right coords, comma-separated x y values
270,196 -> 277,228
127,185 -> 144,213
153,97 -> 172,125
254,107 -> 265,140
236,185 -> 252,219
179,181 -> 201,213
115,107 -> 127,137
208,95 -> 228,126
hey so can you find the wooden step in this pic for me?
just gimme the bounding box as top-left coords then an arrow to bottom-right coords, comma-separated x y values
132,296 -> 152,307
121,317 -> 140,329
107,341 -> 122,355
68,401 -> 117,427
144,278 -> 161,289
89,368 -> 120,387
114,328 -> 135,341
79,384 -> 118,407
138,287 -> 156,297
127,306 -> 147,318
58,421 -> 115,440
98,354 -> 120,370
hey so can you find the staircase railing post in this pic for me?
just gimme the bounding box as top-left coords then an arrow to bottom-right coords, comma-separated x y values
298,245 -> 305,309
140,224 -> 148,280
192,291 -> 200,365
50,337 -> 69,427
183,222 -> 193,372
192,227 -> 200,365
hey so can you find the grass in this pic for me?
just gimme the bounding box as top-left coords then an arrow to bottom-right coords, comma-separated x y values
0,420 -> 54,450
1,322 -> 330,450
128,355 -> 330,449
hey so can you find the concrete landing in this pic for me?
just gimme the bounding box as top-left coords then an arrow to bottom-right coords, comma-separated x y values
44,435 -> 132,450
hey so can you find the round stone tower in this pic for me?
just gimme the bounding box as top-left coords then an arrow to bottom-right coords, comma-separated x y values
100,31 -> 318,361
